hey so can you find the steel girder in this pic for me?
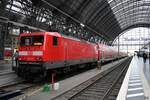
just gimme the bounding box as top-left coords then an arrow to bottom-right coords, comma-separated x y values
44,0 -> 122,41
1,0 -> 150,42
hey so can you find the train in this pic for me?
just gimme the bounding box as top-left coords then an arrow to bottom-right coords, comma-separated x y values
4,48 -> 12,60
12,32 -> 127,79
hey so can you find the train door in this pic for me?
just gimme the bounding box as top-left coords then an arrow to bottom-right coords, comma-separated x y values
51,36 -> 60,61
63,39 -> 71,72
101,50 -> 104,62
98,50 -> 100,61
64,40 -> 68,64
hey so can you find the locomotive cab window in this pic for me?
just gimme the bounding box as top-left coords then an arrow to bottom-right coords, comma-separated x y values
32,36 -> 44,46
20,36 -> 44,46
20,37 -> 31,46
53,36 -> 58,46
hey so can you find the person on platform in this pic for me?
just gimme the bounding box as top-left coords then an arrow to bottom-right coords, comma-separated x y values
13,51 -> 19,66
143,52 -> 147,63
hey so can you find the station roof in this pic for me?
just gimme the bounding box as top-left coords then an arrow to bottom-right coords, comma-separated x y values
44,0 -> 150,40
1,0 -> 150,42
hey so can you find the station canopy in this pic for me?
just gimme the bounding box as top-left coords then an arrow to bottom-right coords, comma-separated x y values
1,0 -> 150,42
44,0 -> 150,41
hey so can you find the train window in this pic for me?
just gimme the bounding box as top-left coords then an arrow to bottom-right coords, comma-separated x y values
20,36 -> 44,46
53,36 -> 58,46
20,37 -> 31,46
32,36 -> 44,46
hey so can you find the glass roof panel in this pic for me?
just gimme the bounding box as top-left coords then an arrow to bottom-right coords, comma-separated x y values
113,27 -> 150,53
107,0 -> 150,34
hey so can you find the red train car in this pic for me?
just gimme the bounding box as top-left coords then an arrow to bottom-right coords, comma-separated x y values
97,44 -> 114,62
13,32 -> 127,79
16,32 -> 98,78
4,48 -> 12,60
4,48 -> 12,57
97,43 -> 126,63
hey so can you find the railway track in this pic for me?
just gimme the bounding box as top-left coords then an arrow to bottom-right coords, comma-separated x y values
0,80 -> 37,100
52,57 -> 132,100
101,66 -> 128,100
0,72 -> 24,89
0,73 -> 38,100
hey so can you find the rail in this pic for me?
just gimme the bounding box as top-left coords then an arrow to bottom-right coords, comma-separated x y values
52,57 -> 132,100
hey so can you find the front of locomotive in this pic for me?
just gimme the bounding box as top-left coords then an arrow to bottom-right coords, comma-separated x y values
17,32 -> 46,79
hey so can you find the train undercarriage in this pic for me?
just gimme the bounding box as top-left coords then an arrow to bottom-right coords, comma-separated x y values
13,61 -> 99,81
12,57 -> 125,81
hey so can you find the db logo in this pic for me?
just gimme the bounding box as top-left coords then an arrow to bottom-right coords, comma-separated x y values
28,51 -> 33,55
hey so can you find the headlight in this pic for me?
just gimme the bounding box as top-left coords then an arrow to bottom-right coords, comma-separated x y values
19,51 -> 28,56
32,51 -> 43,56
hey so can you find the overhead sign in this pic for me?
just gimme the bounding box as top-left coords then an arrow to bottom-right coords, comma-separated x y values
9,28 -> 20,36
124,37 -> 150,41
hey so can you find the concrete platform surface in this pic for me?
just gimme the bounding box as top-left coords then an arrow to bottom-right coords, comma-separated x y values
117,56 -> 150,100
12,58 -> 128,100
0,60 -> 12,72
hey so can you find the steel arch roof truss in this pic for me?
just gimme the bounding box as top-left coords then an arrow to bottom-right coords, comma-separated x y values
1,0 -> 150,42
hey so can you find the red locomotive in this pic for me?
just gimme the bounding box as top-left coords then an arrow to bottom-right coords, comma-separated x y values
13,32 -> 127,79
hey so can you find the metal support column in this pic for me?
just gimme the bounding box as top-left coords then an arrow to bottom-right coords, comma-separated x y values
148,42 -> 150,64
118,36 -> 120,58
0,23 -> 7,60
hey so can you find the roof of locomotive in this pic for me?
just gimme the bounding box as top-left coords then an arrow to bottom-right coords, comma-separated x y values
20,32 -> 96,45
20,32 -> 61,37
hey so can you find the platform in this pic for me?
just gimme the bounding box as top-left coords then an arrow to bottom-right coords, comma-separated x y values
0,60 -> 12,73
12,58 -> 128,100
117,56 -> 150,100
